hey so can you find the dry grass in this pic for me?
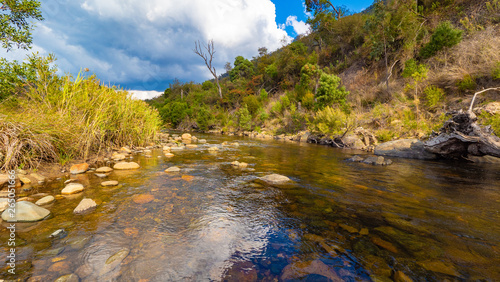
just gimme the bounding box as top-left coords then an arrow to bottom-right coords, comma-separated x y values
427,26 -> 500,88
0,119 -> 57,170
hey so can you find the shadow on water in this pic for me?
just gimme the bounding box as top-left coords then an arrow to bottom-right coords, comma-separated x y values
1,134 -> 499,281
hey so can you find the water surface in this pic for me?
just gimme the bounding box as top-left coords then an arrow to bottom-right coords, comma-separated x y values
1,134 -> 499,281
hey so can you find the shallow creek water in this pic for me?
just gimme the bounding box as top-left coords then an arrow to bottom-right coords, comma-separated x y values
1,134 -> 499,281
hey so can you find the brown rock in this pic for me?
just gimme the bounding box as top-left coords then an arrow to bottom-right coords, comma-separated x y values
113,162 -> 140,170
70,163 -> 89,174
96,167 -> 113,173
48,261 -> 71,273
133,194 -> 154,204
73,198 -> 97,214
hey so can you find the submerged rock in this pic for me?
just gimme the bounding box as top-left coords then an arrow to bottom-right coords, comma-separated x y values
49,229 -> 67,239
165,166 -> 181,172
259,174 -> 291,185
101,181 -> 119,187
375,139 -> 437,160
362,156 -> 393,166
281,260 -> 342,281
36,195 -> 55,206
99,248 -> 130,276
73,198 -> 97,214
113,162 -> 140,170
61,183 -> 84,195
1,201 -> 51,222
54,273 -> 80,282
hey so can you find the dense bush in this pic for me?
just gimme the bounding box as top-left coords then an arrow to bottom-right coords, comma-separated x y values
420,21 -> 463,59
160,101 -> 189,127
236,104 -> 252,131
424,85 -> 445,108
315,73 -> 349,109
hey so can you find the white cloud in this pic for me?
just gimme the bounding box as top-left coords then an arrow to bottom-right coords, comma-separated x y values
4,0 -> 293,91
129,90 -> 163,100
286,15 -> 310,36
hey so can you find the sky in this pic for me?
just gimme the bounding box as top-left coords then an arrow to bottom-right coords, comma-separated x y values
1,0 -> 373,100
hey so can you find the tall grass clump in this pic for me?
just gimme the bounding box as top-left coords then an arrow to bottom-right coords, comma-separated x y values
0,54 -> 161,169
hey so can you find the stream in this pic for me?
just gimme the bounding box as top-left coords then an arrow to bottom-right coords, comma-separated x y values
1,134 -> 499,281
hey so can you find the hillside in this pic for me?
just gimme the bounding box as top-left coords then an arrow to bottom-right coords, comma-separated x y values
147,0 -> 500,145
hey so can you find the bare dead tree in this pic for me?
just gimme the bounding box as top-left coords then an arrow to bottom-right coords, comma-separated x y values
193,40 -> 222,99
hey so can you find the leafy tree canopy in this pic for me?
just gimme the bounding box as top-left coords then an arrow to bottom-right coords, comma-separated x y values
1,0 -> 43,51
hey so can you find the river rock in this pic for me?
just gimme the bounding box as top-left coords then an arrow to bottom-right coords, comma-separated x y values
120,147 -> 132,154
96,166 -> 113,173
101,181 -> 119,187
164,153 -> 174,157
171,146 -> 185,151
133,194 -> 154,204
113,162 -> 140,170
259,174 -> 291,185
199,139 -> 207,144
54,273 -> 79,282
394,271 -> 413,282
347,155 -> 364,162
99,248 -> 130,276
374,139 -> 437,160
73,198 -> 97,214
163,146 -> 171,152
362,156 -> 392,166
1,201 -> 50,222
182,133 -> 192,139
186,144 -> 198,148
19,175 -> 32,185
0,198 -> 9,212
208,146 -> 219,152
94,173 -> 108,178
36,196 -> 55,205
61,183 -> 84,195
70,163 -> 89,174
281,260 -> 342,281
342,134 -> 366,150
111,153 -> 126,161
165,166 -> 181,172
30,173 -> 46,183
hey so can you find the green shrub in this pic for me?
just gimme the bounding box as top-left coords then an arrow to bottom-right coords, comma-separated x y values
270,101 -> 283,116
236,104 -> 252,131
259,89 -> 269,101
457,74 -> 476,91
424,85 -> 445,108
196,106 -> 213,131
420,21 -> 463,59
280,95 -> 291,110
242,95 -> 261,116
315,73 -> 349,109
259,110 -> 270,122
312,106 -> 353,136
479,112 -> 500,137
201,81 -> 214,90
302,92 -> 315,110
376,129 -> 397,142
492,62 -> 500,80
161,101 -> 189,127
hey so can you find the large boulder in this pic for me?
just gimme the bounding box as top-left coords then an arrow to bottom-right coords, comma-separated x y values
341,134 -> 366,150
113,162 -> 140,170
375,139 -> 437,160
1,201 -> 51,222
70,163 -> 89,174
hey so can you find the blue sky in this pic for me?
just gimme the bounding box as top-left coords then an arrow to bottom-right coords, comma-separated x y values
1,0 -> 374,99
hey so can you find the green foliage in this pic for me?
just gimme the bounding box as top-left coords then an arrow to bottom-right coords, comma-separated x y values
478,112 -> 500,137
315,72 -> 349,109
420,21 -> 463,59
258,109 -> 269,122
376,129 -> 397,142
0,53 -> 42,100
160,101 -> 189,127
280,95 -> 291,110
236,104 -> 252,131
230,56 -> 255,82
302,92 -> 315,110
270,101 -> 283,116
264,63 -> 278,79
424,85 -> 445,108
0,0 -> 43,50
242,95 -> 261,116
312,106 -> 353,135
259,89 -> 268,101
202,80 -> 214,90
196,106 -> 212,131
457,74 -> 476,91
492,62 -> 500,80
1,54 -> 161,169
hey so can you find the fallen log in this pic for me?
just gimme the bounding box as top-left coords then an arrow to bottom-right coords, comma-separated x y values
424,110 -> 500,159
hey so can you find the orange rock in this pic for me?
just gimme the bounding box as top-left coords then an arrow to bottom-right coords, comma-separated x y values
70,163 -> 89,174
48,261 -> 71,273
124,227 -> 139,237
181,175 -> 194,182
133,194 -> 154,204
371,236 -> 399,253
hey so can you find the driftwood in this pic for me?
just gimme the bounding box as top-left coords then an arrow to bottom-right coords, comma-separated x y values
424,110 -> 500,158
